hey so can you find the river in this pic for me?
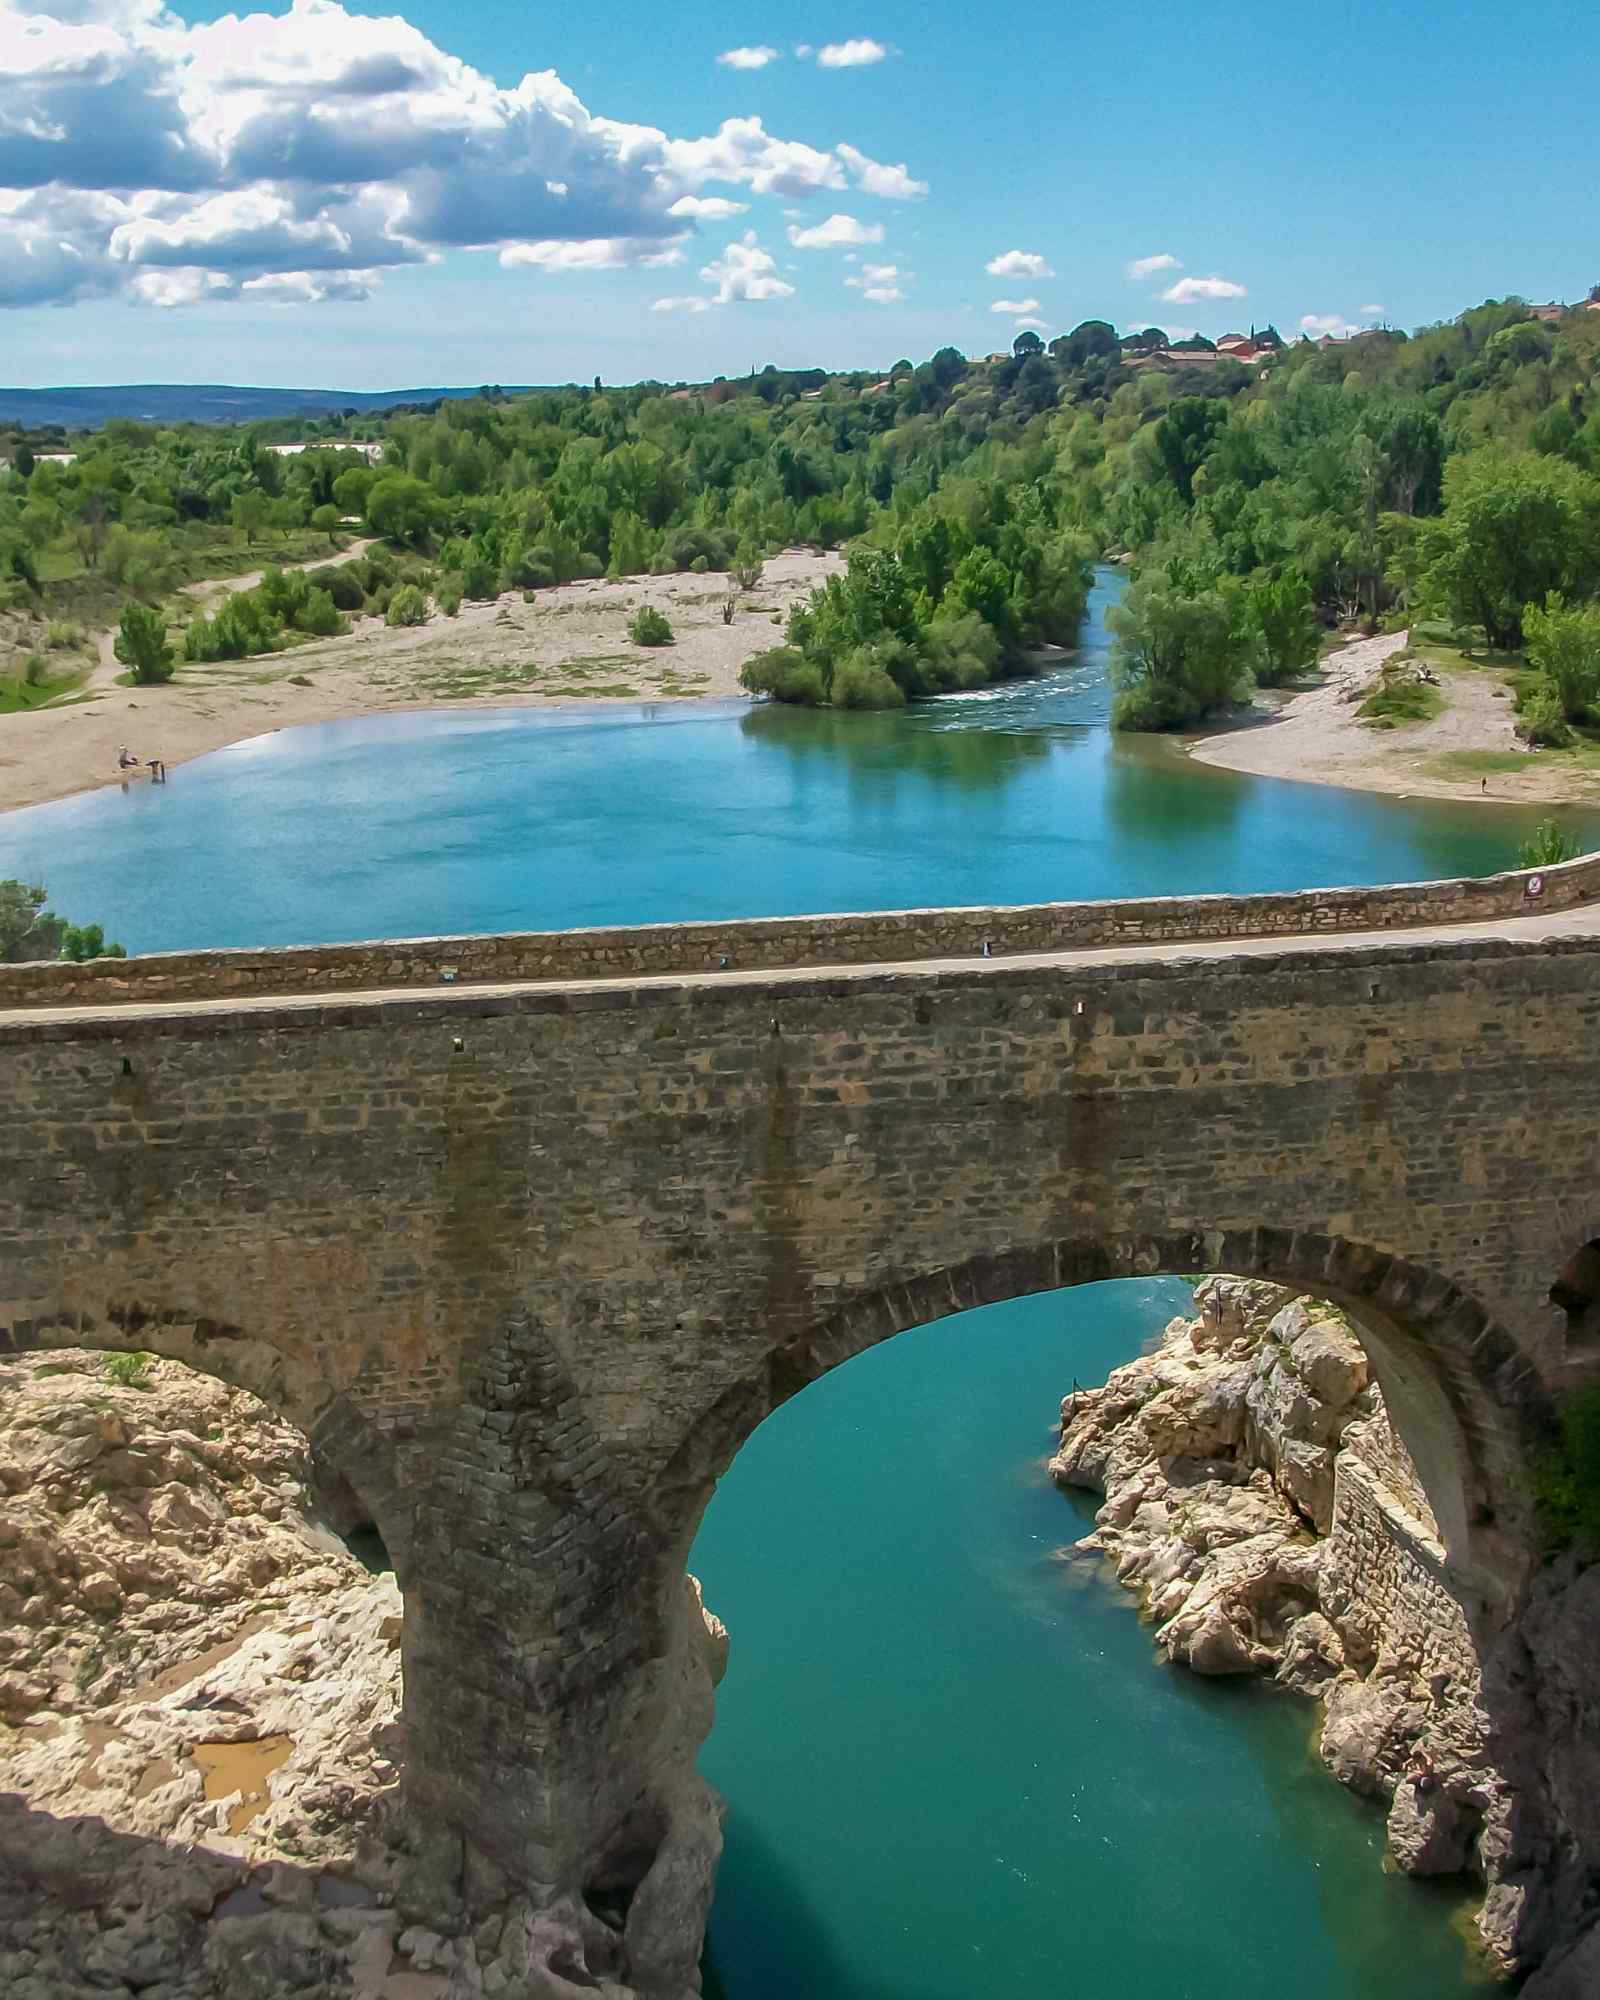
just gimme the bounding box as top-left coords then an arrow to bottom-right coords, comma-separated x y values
1,568 -> 1572,1996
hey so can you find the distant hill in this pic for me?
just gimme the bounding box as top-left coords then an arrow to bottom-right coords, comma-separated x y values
0,383 -> 536,433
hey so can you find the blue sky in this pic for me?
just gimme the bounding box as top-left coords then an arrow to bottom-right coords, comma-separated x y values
0,0 -> 1596,389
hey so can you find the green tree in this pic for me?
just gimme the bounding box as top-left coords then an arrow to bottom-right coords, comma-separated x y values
0,879 -> 123,961
114,603 -> 175,685
1012,329 -> 1045,359
0,880 -> 57,961
1108,567 -> 1260,729
231,490 -> 269,546
366,474 -> 441,548
1244,571 -> 1320,684
332,466 -> 377,516
1153,397 -> 1230,506
1523,593 -> 1600,721
1417,452 -> 1600,650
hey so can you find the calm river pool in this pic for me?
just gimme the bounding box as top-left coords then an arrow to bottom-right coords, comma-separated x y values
1,568 -> 1569,1996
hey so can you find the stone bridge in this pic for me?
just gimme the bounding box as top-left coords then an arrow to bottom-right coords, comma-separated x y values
4,855 -> 1600,1994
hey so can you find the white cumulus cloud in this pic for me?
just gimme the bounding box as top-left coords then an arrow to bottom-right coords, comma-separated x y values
834,141 -> 926,199
500,236 -> 687,271
986,249 -> 1052,280
1014,315 -> 1047,330
1300,312 -> 1357,336
815,38 -> 887,67
846,258 -> 905,302
1128,252 -> 1181,281
716,45 -> 780,69
650,293 -> 711,312
1359,302 -> 1386,317
990,296 -> 1039,314
700,230 -> 794,304
1162,274 -> 1247,304
666,195 -> 748,220
0,0 -> 921,309
788,211 -> 883,249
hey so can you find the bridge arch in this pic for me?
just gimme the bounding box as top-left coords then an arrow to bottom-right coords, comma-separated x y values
663,1225 -> 1553,1615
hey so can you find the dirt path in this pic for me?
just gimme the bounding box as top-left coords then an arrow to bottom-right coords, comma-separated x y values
88,538 -> 375,691
1187,631 -> 1600,807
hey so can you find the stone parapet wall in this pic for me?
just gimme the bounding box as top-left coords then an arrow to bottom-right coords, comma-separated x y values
3,848 -> 1598,1011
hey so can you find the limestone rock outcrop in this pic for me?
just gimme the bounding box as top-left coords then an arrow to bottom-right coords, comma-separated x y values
1050,1278 -> 1599,1980
0,1351 -> 726,2000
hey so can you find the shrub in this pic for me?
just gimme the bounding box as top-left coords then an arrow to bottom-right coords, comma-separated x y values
1358,667 -> 1446,728
521,562 -> 555,591
310,503 -> 341,538
664,526 -> 732,572
295,587 -> 339,638
628,605 -> 674,646
739,646 -> 826,705
920,610 -> 1002,692
1515,687 -> 1574,747
732,543 -> 765,592
311,565 -> 366,611
113,603 -> 175,686
1519,818 -> 1582,867
45,619 -> 82,651
385,584 -> 429,628
61,922 -> 125,962
105,1351 -> 153,1389
1533,1384 -> 1600,1554
436,580 -> 463,617
576,552 -> 604,581
831,648 -> 907,709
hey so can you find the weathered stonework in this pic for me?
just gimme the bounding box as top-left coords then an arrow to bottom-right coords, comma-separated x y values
4,872 -> 1600,1990
1,848 -> 1597,1011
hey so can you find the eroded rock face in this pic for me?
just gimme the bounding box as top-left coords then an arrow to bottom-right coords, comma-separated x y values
1049,1279 -> 1600,1981
0,1353 -> 725,1999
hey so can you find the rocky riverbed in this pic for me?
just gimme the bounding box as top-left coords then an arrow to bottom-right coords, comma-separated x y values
0,1349 -> 728,1999
1050,1278 -> 1600,1994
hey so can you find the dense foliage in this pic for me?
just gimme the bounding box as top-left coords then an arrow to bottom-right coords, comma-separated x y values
0,879 -> 124,963
6,294 -> 1600,717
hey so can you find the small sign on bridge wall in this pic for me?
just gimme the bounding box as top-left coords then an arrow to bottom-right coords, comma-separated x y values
1526,874 -> 1546,899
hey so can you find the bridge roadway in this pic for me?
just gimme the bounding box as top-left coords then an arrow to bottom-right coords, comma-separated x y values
6,871 -> 1600,1995
4,893 -> 1599,1030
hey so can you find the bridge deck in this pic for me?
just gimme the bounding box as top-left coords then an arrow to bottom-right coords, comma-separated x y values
5,900 -> 1598,1032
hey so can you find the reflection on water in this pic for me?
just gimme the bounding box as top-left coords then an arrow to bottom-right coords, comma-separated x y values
693,1285 -> 1494,2000
739,697 -> 1063,794
2,566 -> 1595,955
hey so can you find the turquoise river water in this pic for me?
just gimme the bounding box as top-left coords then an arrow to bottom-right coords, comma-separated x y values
2,568 -> 1578,1998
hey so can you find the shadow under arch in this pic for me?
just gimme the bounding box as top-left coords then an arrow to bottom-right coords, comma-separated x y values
3,1300 -> 413,1579
663,1225 -> 1556,1618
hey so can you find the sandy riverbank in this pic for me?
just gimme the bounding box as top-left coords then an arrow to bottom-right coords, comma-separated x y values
0,549 -> 842,817
1187,629 -> 1600,807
